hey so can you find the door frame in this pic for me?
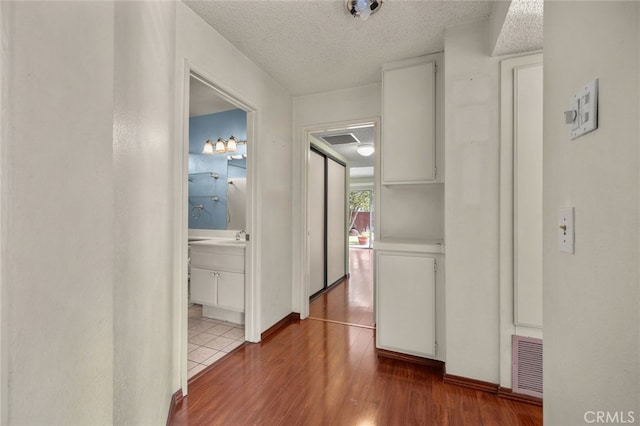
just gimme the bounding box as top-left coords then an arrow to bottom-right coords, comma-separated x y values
177,61 -> 260,394
294,118 -> 380,319
498,52 -> 543,388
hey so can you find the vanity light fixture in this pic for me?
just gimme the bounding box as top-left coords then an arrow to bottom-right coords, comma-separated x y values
356,144 -> 375,157
346,0 -> 382,21
203,136 -> 247,155
202,139 -> 215,155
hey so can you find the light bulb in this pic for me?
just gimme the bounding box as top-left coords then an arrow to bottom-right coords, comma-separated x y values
356,144 -> 375,156
226,136 -> 237,152
215,138 -> 226,153
356,0 -> 371,20
202,140 -> 214,155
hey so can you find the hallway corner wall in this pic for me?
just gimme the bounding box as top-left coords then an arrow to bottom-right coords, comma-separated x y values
543,2 -> 640,424
1,1 -> 116,423
113,2 -> 178,424
443,18 -> 502,384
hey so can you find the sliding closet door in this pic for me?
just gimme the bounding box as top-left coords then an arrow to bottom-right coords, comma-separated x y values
326,159 -> 346,286
308,150 -> 326,295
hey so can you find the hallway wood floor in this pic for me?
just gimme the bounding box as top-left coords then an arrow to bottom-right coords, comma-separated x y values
309,248 -> 375,328
171,248 -> 542,425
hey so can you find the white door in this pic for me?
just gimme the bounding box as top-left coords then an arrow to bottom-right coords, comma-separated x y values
514,63 -> 543,328
308,150 -> 325,295
326,159 -> 346,286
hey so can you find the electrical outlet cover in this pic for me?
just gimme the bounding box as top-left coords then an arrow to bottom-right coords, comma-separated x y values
558,207 -> 574,253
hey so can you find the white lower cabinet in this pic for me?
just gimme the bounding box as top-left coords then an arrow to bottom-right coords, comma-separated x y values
191,267 -> 218,306
216,271 -> 245,311
191,267 -> 244,312
376,251 -> 436,358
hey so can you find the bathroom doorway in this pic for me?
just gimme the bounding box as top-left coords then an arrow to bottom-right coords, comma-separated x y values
181,70 -> 258,389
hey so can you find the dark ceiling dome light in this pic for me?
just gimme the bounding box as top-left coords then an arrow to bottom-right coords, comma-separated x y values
347,0 -> 382,21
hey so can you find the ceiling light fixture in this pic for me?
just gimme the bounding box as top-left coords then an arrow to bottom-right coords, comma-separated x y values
356,144 -> 375,157
346,0 -> 382,21
203,136 -> 247,155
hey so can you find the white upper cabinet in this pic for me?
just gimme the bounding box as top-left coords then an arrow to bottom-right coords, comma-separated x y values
382,58 -> 436,184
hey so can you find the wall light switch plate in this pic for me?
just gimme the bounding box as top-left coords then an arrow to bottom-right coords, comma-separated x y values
558,207 -> 574,254
568,79 -> 598,140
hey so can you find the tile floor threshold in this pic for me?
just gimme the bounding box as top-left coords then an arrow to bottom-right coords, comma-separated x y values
188,304 -> 245,379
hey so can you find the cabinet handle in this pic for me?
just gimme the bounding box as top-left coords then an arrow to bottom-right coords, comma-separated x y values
210,272 -> 220,278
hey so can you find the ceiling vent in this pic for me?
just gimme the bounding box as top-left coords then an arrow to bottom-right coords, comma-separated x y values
321,133 -> 360,146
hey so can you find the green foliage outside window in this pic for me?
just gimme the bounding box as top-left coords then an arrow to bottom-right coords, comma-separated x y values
349,191 -> 371,232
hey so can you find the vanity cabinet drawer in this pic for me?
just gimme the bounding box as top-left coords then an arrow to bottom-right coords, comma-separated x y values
190,251 -> 245,273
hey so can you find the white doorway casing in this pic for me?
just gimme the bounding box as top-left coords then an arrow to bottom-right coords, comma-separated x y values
499,52 -> 543,389
295,119 -> 380,319
308,149 -> 326,295
178,63 -> 260,394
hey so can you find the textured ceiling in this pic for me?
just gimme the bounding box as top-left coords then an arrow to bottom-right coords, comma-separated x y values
312,125 -> 375,169
492,0 -> 543,56
184,0 -> 493,95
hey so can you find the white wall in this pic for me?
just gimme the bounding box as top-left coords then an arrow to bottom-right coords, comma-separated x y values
0,1 -> 294,423
444,19 -> 501,383
294,83 -> 381,128
292,84 -> 381,314
113,2 -> 177,424
1,1 -> 115,423
176,2 -> 293,333
543,2 -> 640,424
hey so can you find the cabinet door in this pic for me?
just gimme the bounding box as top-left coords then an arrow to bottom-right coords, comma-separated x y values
217,271 -> 245,312
376,253 -> 436,357
382,61 -> 436,184
190,267 -> 217,306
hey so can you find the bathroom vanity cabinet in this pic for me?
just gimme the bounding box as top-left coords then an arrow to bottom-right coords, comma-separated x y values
189,239 -> 245,324
190,268 -> 244,311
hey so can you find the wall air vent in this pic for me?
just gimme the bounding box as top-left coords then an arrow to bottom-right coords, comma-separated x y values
512,335 -> 543,398
321,133 -> 360,146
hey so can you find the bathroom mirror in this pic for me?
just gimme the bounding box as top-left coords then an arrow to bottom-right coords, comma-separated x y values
188,155 -> 247,231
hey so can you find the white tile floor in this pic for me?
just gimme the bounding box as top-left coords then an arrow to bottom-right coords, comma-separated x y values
188,304 -> 245,379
